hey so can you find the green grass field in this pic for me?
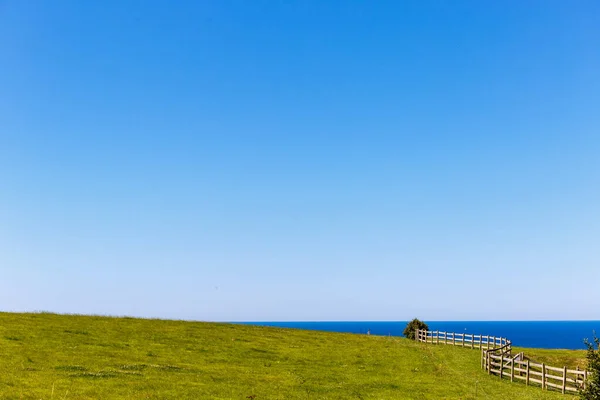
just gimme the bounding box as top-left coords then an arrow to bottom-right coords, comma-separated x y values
0,312 -> 585,399
514,347 -> 587,371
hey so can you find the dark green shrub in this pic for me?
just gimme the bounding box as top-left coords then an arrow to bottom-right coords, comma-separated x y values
580,333 -> 600,399
403,318 -> 429,340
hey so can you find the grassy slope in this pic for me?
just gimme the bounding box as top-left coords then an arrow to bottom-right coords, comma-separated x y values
0,313 -> 583,400
515,347 -> 587,370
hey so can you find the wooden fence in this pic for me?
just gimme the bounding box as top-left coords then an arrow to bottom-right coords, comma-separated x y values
416,328 -> 510,350
415,329 -> 588,395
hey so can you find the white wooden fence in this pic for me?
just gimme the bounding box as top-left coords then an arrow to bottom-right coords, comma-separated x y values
415,329 -> 588,395
416,328 -> 510,350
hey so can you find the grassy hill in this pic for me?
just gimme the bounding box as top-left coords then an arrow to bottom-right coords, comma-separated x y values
0,312 -> 585,399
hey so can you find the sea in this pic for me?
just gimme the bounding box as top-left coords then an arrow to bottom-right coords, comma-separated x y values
238,321 -> 600,350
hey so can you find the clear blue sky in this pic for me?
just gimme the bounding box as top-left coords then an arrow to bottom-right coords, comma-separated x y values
1,1 -> 599,321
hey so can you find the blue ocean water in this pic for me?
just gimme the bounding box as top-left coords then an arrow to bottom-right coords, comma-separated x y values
239,321 -> 600,350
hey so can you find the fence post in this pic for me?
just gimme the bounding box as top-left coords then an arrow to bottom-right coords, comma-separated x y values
436,330 -> 439,344
487,351 -> 491,375
499,353 -> 503,379
481,349 -> 484,369
511,358 -> 514,382
471,334 -> 474,349
562,366 -> 566,394
461,333 -> 465,347
453,332 -> 455,346
526,359 -> 530,385
444,331 -> 447,345
520,353 -> 524,376
478,335 -> 482,350
584,370 -> 588,390
492,336 -> 496,348
541,363 -> 546,390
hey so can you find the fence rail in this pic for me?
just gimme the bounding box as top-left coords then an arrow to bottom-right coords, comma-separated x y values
415,329 -> 588,395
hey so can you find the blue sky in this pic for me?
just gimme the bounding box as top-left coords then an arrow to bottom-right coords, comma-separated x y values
1,0 -> 599,321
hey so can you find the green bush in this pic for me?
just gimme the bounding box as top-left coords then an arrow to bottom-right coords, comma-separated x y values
403,318 -> 429,340
580,333 -> 600,399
